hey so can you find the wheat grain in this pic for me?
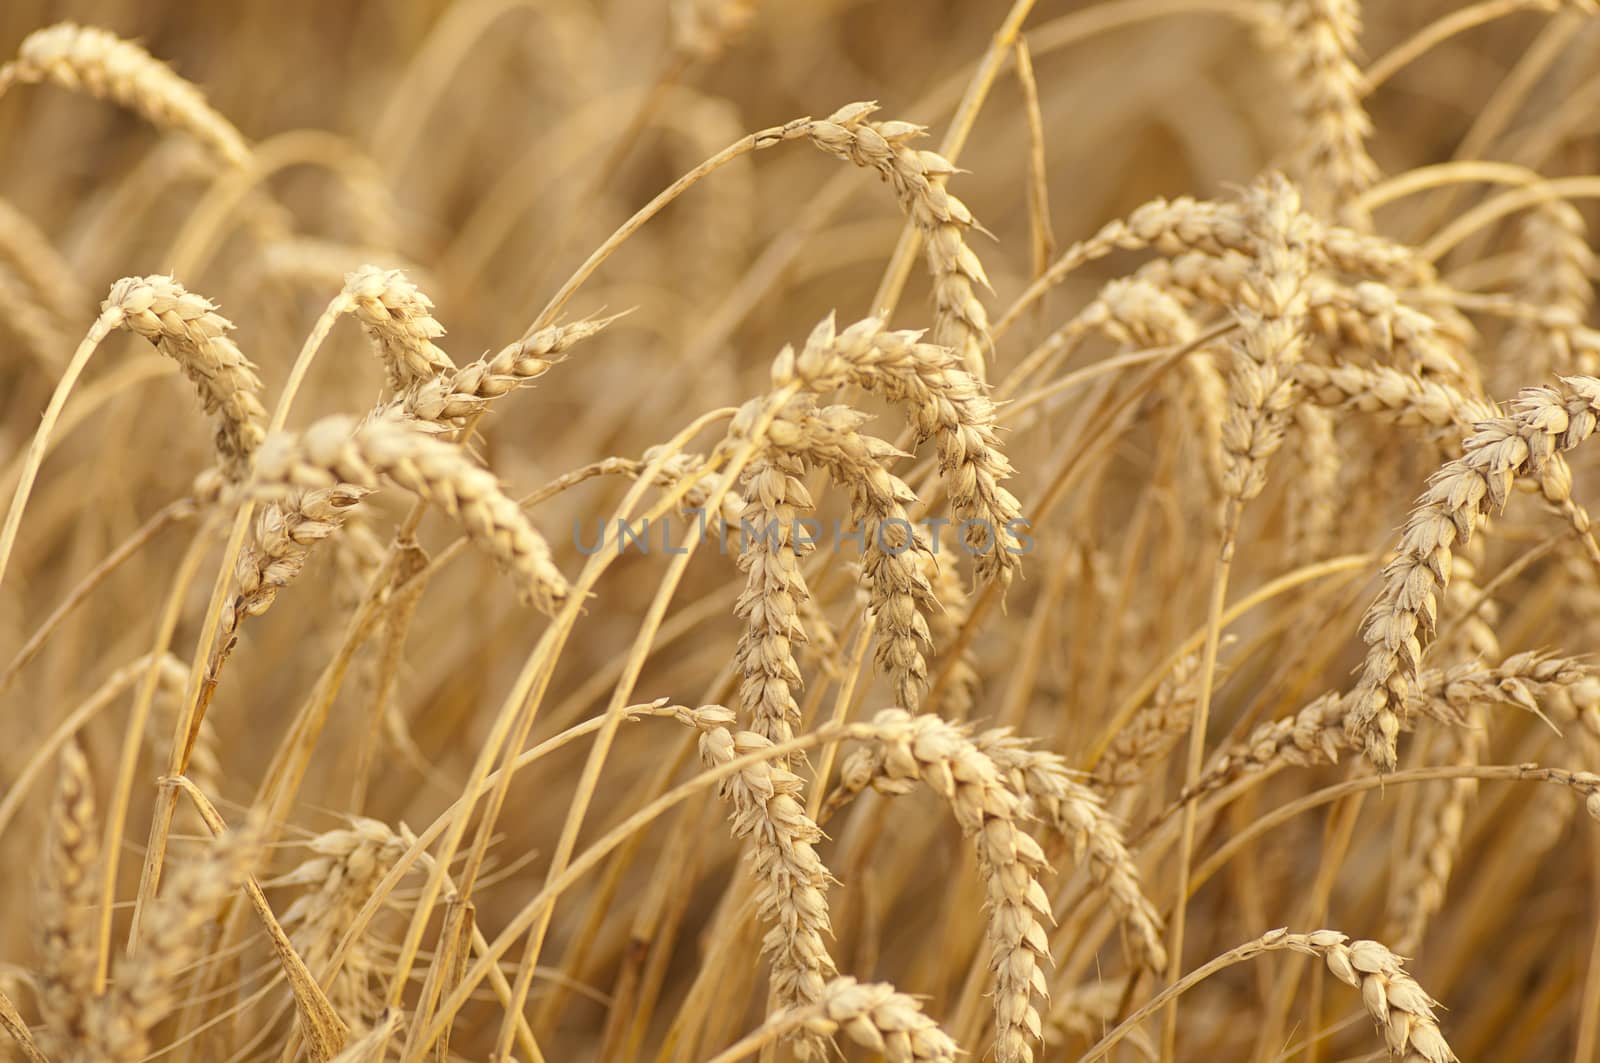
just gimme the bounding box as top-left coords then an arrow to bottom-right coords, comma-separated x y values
36,740 -> 98,1054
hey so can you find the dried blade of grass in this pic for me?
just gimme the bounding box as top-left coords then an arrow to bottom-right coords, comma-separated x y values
167,776 -> 348,1061
0,22 -> 251,168
0,982 -> 48,1063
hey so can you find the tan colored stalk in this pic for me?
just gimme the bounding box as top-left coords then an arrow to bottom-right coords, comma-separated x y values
1169,173 -> 1313,1054
0,23 -> 251,168
835,709 -> 1050,1063
251,414 -> 569,613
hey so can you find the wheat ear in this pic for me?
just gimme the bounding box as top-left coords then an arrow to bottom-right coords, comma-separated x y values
836,709 -> 1050,1063
1348,376 -> 1600,769
0,23 -> 250,168
713,976 -> 961,1063
803,103 -> 992,380
36,740 -> 99,1053
775,314 -> 1024,588
342,265 -> 457,394
103,275 -> 267,478
252,414 -> 570,613
1283,0 -> 1379,222
680,706 -> 838,1058
977,731 -> 1167,973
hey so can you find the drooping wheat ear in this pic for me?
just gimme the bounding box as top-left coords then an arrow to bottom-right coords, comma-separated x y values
223,485 -> 372,650
1192,653 -> 1600,801
1389,719 -> 1484,956
252,414 -> 570,614
0,196 -> 87,325
838,709 -> 1050,1063
777,398 -> 938,709
1280,930 -> 1456,1062
774,314 -> 1024,588
342,266 -> 457,394
1294,360 -> 1498,434
1095,646 -> 1214,792
0,262 -> 72,370
730,407 -> 817,751
918,539 -> 981,717
1220,174 -> 1315,508
803,103 -> 992,380
400,316 -> 618,426
36,740 -> 99,1053
1288,404 -> 1341,558
102,275 -> 267,478
1307,278 -> 1471,383
1508,200 -> 1598,378
1282,0 -> 1379,223
977,731 -> 1167,974
672,0 -> 757,60
276,818 -> 431,1031
1347,376 -> 1600,770
728,976 -> 962,1063
0,23 -> 251,169
679,706 -> 838,1057
85,831 -> 256,1062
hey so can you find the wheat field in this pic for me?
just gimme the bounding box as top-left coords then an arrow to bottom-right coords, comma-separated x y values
4,0 -> 1600,1060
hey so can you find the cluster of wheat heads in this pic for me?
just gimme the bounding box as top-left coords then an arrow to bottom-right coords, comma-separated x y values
11,0 -> 1600,1060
